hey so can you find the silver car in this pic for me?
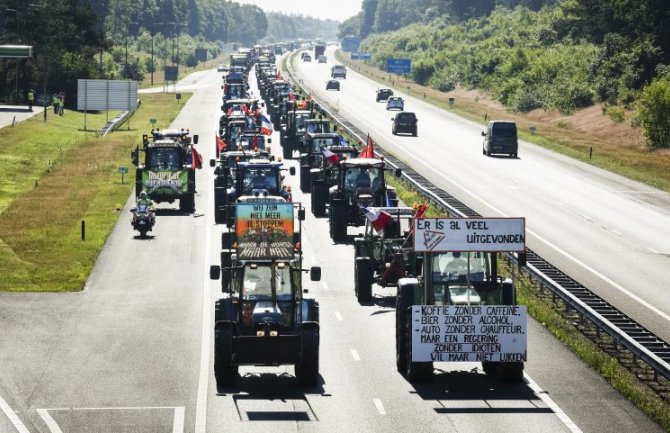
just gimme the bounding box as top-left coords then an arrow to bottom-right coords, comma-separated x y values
386,96 -> 404,111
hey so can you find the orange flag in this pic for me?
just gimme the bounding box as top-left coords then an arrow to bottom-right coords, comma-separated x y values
359,133 -> 374,158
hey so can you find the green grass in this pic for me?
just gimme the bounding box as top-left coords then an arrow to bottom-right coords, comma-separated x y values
0,93 -> 190,292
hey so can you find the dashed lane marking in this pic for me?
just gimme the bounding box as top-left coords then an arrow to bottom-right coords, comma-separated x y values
373,399 -> 387,415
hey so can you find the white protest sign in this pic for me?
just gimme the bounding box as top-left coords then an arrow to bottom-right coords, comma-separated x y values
414,218 -> 525,252
411,305 -> 527,362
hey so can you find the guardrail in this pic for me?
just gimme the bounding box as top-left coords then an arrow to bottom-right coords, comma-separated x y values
283,51 -> 670,383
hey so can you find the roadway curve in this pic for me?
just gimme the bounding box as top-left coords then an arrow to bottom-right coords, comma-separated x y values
0,59 -> 663,433
292,46 -> 670,344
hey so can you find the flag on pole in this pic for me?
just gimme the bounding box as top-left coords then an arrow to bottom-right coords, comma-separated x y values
260,114 -> 274,136
362,207 -> 392,234
191,146 -> 203,169
215,134 -> 226,157
359,134 -> 374,158
321,146 -> 340,164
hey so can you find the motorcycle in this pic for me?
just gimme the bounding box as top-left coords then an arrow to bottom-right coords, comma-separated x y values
131,203 -> 155,237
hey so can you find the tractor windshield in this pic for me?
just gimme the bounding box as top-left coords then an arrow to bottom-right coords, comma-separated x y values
242,263 -> 292,301
147,147 -> 181,171
431,252 -> 489,306
241,167 -> 278,195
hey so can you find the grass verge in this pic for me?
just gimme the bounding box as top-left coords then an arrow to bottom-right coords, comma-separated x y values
0,92 -> 190,292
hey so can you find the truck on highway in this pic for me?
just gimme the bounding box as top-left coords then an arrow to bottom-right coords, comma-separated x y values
395,217 -> 528,383
210,201 -> 321,387
314,43 -> 326,58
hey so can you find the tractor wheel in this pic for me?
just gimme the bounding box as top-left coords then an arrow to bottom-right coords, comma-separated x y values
311,182 -> 327,217
355,257 -> 373,303
300,166 -> 311,192
221,231 -> 234,250
497,362 -> 524,383
329,203 -> 347,243
396,283 -> 413,373
282,140 -> 292,160
214,326 -> 236,387
405,309 -> 433,382
296,328 -> 319,386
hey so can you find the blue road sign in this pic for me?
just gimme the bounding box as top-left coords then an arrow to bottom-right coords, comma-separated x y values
342,37 -> 361,53
360,53 -> 372,60
351,52 -> 360,60
386,58 -> 411,74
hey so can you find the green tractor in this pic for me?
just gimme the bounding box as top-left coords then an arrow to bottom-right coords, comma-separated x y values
396,217 -> 528,383
131,129 -> 199,213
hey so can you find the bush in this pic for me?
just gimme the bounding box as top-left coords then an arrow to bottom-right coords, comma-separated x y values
637,76 -> 670,149
605,105 -> 626,123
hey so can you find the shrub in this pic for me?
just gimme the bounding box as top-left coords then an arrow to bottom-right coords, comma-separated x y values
637,76 -> 670,149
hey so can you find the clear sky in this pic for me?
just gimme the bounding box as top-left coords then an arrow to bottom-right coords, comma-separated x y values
234,0 -> 363,22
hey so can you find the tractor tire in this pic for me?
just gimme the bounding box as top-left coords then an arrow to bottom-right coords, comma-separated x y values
300,166 -> 311,193
355,257 -> 373,303
329,202 -> 347,243
396,283 -> 414,373
221,231 -> 234,250
296,328 -> 319,386
311,182 -> 327,217
282,140 -> 292,160
180,194 -> 195,213
135,169 -> 143,198
497,362 -> 524,383
405,309 -> 433,382
214,326 -> 236,387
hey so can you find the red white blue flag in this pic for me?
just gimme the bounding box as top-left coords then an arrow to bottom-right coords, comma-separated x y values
321,146 -> 340,164
260,114 -> 273,136
362,207 -> 392,233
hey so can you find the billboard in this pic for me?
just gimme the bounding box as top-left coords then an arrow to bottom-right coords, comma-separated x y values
195,48 -> 208,62
164,66 -> 178,81
235,202 -> 295,259
414,218 -> 526,252
76,79 -> 138,111
386,58 -> 411,74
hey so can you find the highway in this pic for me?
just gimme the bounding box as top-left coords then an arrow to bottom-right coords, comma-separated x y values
0,55 -> 664,433
293,47 -> 670,344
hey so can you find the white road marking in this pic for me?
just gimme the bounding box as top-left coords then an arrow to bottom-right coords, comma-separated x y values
580,214 -> 593,223
610,229 -> 622,236
37,407 -> 185,433
0,392 -> 30,433
524,375 -> 583,433
195,181 -> 214,433
172,406 -> 185,433
335,311 -> 343,321
351,349 -> 361,361
647,247 -> 659,254
37,409 -> 63,433
373,398 -> 387,415
322,282 -> 329,290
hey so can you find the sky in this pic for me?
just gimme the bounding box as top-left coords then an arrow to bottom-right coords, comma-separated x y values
234,0 -> 363,22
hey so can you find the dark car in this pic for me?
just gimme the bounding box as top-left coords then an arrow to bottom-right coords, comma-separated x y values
376,88 -> 393,102
482,120 -> 518,157
326,79 -> 340,91
391,112 -> 418,136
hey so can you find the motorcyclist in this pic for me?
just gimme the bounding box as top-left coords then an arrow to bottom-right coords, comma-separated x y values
133,191 -> 156,226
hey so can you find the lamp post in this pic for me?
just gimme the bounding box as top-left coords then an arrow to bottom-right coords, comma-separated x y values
5,8 -> 20,105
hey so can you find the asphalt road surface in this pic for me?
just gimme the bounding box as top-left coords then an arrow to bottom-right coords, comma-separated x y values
293,47 -> 670,344
0,56 -> 664,433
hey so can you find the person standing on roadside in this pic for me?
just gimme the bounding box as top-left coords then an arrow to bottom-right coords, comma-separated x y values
59,92 -> 65,116
52,93 -> 60,115
27,89 -> 35,112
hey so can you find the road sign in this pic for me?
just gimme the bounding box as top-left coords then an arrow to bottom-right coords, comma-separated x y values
0,45 -> 32,58
414,218 -> 526,252
195,48 -> 208,62
351,52 -> 372,60
118,167 -> 129,174
164,66 -> 178,81
386,58 -> 411,75
341,37 -> 361,53
149,118 -> 157,126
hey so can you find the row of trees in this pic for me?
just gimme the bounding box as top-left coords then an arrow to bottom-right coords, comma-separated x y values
341,0 -> 670,148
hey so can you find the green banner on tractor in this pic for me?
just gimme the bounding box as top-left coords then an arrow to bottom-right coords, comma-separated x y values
141,170 -> 189,196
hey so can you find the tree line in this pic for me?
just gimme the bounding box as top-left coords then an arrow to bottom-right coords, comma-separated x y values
339,0 -> 670,148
